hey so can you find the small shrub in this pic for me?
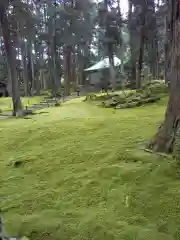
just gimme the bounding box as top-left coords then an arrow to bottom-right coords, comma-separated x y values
84,94 -> 97,101
126,102 -> 139,108
141,90 -> 152,98
141,96 -> 160,104
84,82 -> 165,110
55,101 -> 61,107
40,89 -> 52,96
115,95 -> 161,109
103,99 -> 119,108
127,96 -> 141,102
149,84 -> 168,94
136,89 -> 143,94
143,81 -> 168,95
95,94 -> 110,101
115,94 -> 127,104
101,101 -> 106,108
126,91 -> 136,97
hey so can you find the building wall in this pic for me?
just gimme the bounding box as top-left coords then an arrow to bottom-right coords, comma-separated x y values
89,71 -> 103,85
87,68 -> 117,87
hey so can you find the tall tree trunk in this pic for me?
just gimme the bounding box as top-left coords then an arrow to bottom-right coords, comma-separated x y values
81,43 -> 90,86
164,16 -> 169,83
147,0 -> 159,80
27,40 -> 35,94
104,0 -> 116,90
150,38 -> 159,79
20,39 -> 30,96
47,7 -> 59,97
108,45 -> 116,90
0,4 -> 22,116
136,23 -> 145,89
7,67 -> 12,95
164,0 -> 171,84
136,4 -> 146,89
40,69 -> 44,90
77,46 -> 83,85
148,1 -> 180,154
71,47 -> 76,85
64,45 -> 72,96
52,21 -> 60,95
35,72 -> 40,95
128,0 -> 137,88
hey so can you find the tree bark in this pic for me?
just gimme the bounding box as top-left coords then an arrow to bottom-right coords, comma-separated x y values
128,0 -> 137,88
164,0 -> 171,84
148,2 -> 180,154
47,5 -> 59,97
52,24 -> 60,95
64,45 -> 72,96
20,39 -> 30,96
136,3 -> 146,89
136,23 -> 145,89
108,44 -> 116,90
0,4 -> 22,116
147,0 -> 159,80
27,40 -> 35,95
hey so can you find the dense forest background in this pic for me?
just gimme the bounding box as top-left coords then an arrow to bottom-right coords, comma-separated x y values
0,0 -> 168,115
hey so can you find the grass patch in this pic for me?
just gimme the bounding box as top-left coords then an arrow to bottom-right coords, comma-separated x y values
1,96 -> 180,240
0,96 -> 44,112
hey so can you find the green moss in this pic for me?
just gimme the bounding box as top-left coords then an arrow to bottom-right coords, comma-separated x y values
86,83 -> 167,109
1,97 -> 180,240
0,97 -> 44,111
143,81 -> 169,95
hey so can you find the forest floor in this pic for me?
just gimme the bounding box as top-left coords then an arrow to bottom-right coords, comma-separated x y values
0,96 -> 44,111
0,94 -> 81,119
0,96 -> 180,240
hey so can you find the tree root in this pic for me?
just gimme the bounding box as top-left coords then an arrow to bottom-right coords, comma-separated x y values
143,148 -> 172,159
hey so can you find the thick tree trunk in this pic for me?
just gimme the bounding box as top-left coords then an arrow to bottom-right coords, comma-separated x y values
148,2 -> 180,154
148,90 -> 180,153
0,4 -> 22,116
